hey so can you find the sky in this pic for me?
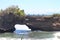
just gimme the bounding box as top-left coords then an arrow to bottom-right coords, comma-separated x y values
0,0 -> 60,15
15,24 -> 31,30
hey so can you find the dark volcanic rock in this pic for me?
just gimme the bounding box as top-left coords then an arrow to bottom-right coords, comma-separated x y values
1,12 -> 60,32
0,13 -> 24,33
25,16 -> 60,31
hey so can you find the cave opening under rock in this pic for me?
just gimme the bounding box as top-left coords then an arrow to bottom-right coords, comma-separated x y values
14,24 -> 31,31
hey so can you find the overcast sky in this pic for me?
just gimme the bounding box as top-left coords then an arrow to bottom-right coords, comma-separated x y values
0,0 -> 60,15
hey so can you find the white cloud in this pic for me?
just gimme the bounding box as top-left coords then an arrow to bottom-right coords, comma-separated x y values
25,8 -> 60,15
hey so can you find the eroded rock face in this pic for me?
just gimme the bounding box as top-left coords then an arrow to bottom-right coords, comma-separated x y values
1,13 -> 60,32
0,13 -> 24,33
25,16 -> 60,31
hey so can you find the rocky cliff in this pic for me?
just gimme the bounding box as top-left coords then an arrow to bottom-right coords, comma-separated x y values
0,12 -> 60,32
0,12 -> 24,33
25,16 -> 60,31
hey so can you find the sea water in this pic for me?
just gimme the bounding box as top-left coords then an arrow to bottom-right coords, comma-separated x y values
0,24 -> 60,40
0,31 -> 60,40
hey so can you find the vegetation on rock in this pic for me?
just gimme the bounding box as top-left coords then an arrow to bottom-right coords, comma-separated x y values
52,13 -> 60,17
0,5 -> 60,32
0,5 -> 26,33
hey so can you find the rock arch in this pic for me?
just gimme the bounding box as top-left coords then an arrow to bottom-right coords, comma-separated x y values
0,13 -> 25,33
